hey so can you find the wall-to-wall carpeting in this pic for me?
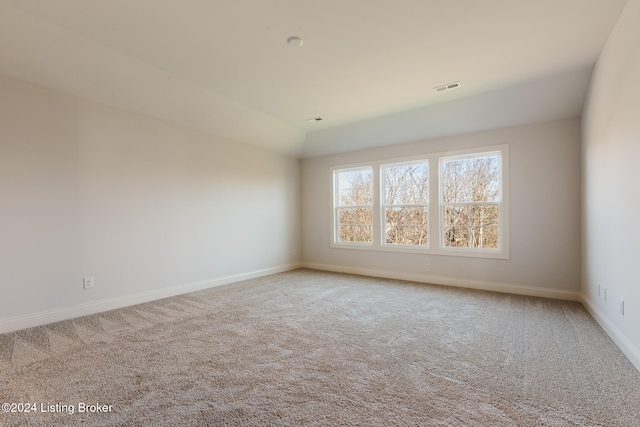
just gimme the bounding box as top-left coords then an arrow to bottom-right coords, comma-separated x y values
1,269 -> 638,426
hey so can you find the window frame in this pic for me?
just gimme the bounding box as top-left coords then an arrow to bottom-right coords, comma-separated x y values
331,164 -> 375,247
330,144 -> 509,259
381,159 -> 430,250
438,147 -> 508,258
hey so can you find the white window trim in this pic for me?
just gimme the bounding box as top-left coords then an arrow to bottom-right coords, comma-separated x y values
330,144 -> 509,259
437,145 -> 509,259
331,164 -> 374,247
381,159 -> 430,251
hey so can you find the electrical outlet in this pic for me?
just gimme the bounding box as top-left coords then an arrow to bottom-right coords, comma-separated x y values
424,258 -> 430,266
83,276 -> 94,290
620,299 -> 625,316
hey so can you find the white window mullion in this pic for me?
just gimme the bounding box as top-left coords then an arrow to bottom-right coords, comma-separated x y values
372,164 -> 382,246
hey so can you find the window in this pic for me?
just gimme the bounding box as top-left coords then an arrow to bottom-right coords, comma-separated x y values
440,153 -> 502,251
334,167 -> 373,244
382,161 -> 429,247
331,144 -> 508,259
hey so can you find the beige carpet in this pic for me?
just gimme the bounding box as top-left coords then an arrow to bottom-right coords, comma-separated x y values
1,269 -> 639,426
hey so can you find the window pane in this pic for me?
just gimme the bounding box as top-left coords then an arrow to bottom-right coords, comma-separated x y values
442,159 -> 471,203
443,225 -> 469,247
355,226 -> 372,243
442,155 -> 500,203
469,205 -> 499,228
478,227 -> 499,249
355,208 -> 372,224
385,225 -> 403,244
443,205 -> 468,227
340,225 -> 354,242
337,169 -> 373,206
469,226 -> 499,249
385,208 -> 403,244
443,205 -> 469,247
405,207 -> 428,226
385,208 -> 404,245
444,204 -> 499,249
338,207 -> 372,243
338,208 -> 354,225
385,207 -> 403,224
405,226 -> 428,246
384,163 -> 428,205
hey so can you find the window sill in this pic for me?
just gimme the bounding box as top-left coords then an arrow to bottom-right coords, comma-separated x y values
330,242 -> 509,259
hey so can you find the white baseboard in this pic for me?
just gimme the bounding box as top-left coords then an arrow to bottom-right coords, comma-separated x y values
0,263 -> 302,334
302,262 -> 582,301
580,293 -> 640,372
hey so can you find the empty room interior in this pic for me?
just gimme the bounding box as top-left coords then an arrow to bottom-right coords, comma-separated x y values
1,0 -> 640,425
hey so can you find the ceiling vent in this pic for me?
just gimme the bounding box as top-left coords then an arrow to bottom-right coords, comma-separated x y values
434,81 -> 461,93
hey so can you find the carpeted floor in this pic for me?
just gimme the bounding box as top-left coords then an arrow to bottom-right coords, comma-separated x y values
1,269 -> 639,426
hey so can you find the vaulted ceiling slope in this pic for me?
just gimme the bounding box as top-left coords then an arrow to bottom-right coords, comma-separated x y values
0,0 -> 629,158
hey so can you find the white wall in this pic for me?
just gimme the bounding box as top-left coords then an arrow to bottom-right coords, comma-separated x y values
302,118 -> 582,298
0,75 -> 301,332
582,0 -> 640,370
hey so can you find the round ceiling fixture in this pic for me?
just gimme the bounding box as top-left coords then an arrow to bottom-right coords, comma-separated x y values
287,36 -> 303,47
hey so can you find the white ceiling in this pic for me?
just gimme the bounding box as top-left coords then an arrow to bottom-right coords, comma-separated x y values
0,0 -> 629,158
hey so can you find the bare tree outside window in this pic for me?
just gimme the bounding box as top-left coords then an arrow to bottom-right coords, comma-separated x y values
441,154 -> 500,249
331,145 -> 507,258
383,162 -> 429,246
335,168 -> 373,243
